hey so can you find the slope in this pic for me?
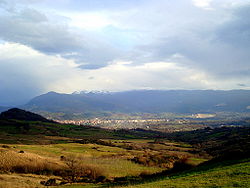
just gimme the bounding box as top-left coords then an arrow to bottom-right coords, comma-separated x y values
124,159 -> 250,188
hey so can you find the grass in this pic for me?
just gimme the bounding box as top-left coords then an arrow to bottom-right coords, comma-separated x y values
7,139 -> 204,179
123,159 -> 250,188
59,159 -> 250,188
1,142 -> 165,179
0,148 -> 65,174
0,144 -> 247,188
187,158 -> 208,166
80,157 -> 162,178
13,143 -> 132,158
18,143 -> 163,177
0,173 -> 58,188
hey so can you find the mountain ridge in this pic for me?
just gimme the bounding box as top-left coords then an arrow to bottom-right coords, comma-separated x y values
23,90 -> 250,116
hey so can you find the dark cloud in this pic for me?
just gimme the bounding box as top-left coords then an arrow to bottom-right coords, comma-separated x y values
0,4 -> 121,69
0,8 -> 83,54
216,5 -> 250,48
0,81 -> 41,106
126,2 -> 250,79
0,58 -> 44,105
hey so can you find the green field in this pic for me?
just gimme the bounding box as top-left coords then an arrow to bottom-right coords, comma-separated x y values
60,159 -> 250,188
125,159 -> 250,188
1,138 -> 196,187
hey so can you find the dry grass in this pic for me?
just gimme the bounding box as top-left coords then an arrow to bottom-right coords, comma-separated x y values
0,146 -> 162,180
60,154 -> 106,182
0,148 -> 65,174
14,143 -> 129,158
0,148 -> 108,184
0,173 -> 57,188
81,157 -> 162,178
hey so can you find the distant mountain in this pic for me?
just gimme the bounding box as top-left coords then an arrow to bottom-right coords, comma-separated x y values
24,91 -> 119,113
23,90 -> 250,117
0,108 -> 53,122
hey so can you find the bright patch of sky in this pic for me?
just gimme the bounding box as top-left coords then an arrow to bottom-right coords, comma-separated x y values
192,0 -> 213,9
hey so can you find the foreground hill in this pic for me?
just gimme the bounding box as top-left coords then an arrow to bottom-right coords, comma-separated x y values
123,159 -> 250,188
23,90 -> 250,117
61,159 -> 250,188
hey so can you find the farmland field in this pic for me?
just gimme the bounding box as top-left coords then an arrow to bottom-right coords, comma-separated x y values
0,138 -> 204,187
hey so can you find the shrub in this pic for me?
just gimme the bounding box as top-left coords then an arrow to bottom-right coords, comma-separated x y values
96,175 -> 106,183
40,178 -> 57,186
139,170 -> 151,177
131,153 -> 178,168
170,156 -> 194,173
1,145 -> 10,149
60,155 -> 105,183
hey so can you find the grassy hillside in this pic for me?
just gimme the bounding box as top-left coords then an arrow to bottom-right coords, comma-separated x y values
123,159 -> 250,188
59,159 -> 250,188
0,119 -> 122,144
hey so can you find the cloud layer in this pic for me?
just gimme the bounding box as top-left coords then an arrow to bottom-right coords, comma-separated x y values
0,0 -> 250,105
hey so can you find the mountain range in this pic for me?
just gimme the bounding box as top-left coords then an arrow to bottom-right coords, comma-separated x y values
22,90 -> 250,116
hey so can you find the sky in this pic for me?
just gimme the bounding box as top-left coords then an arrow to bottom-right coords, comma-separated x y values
0,0 -> 250,105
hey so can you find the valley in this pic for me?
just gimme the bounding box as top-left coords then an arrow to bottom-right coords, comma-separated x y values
0,108 -> 249,187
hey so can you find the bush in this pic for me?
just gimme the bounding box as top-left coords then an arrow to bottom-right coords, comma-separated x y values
40,178 -> 57,186
1,145 -> 10,149
60,155 -> 105,183
131,153 -> 178,168
170,156 -> 194,173
139,170 -> 151,177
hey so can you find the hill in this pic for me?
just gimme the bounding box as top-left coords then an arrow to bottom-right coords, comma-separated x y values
0,108 -> 53,122
122,158 -> 250,188
23,90 -> 250,118
163,126 -> 250,160
56,158 -> 250,188
0,108 -> 136,144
